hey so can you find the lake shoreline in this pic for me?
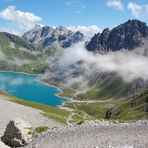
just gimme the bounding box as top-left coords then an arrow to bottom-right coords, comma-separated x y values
0,71 -> 75,108
0,70 -> 37,76
37,78 -> 74,102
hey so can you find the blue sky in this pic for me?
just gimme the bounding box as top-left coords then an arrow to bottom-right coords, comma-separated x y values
0,0 -> 148,35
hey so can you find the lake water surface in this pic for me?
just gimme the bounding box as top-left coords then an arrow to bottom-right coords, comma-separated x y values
0,72 -> 69,106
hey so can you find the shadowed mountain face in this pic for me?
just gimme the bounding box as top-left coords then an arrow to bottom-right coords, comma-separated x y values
22,25 -> 84,49
86,20 -> 148,53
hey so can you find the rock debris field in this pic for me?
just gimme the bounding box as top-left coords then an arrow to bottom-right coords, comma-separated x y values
25,120 -> 148,148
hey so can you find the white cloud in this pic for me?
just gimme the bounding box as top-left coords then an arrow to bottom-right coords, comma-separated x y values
107,0 -> 124,11
65,0 -> 86,14
0,26 -> 21,35
67,25 -> 101,38
0,5 -> 42,34
127,2 -> 142,18
56,42 -> 148,83
127,2 -> 148,20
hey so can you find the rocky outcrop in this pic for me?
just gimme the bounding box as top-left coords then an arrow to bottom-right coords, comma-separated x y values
1,118 -> 35,147
86,20 -> 148,53
23,25 -> 84,49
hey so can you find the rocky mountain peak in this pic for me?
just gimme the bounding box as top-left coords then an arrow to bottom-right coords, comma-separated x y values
86,19 -> 148,53
53,26 -> 71,36
23,25 -> 84,49
55,26 -> 68,32
34,24 -> 42,30
41,26 -> 54,37
102,28 -> 110,33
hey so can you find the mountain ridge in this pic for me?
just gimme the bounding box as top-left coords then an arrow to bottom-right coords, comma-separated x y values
22,25 -> 84,49
0,32 -> 47,73
86,19 -> 148,53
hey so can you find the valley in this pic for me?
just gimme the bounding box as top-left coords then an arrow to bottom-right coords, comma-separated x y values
0,1 -> 148,147
0,20 -> 148,123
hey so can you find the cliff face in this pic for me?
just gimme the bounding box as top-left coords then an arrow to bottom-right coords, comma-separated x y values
86,20 -> 148,53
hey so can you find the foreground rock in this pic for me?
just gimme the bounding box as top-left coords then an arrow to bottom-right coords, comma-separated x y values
25,120 -> 148,148
1,118 -> 35,147
0,97 -> 61,137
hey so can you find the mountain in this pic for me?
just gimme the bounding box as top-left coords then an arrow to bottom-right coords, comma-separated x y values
0,20 -> 147,100
0,32 -> 35,51
0,32 -> 47,73
0,21 -> 147,122
86,20 -> 148,53
45,20 -> 148,101
22,25 -> 84,49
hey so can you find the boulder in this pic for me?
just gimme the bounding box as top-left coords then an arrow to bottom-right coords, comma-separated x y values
1,118 -> 35,147
105,111 -> 112,119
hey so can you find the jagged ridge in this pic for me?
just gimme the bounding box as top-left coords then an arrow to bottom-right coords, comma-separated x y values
86,20 -> 148,53
23,25 -> 84,49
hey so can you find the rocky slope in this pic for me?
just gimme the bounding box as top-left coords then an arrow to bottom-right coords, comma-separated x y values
86,19 -> 148,53
0,95 -> 61,137
23,25 -> 84,49
25,120 -> 148,148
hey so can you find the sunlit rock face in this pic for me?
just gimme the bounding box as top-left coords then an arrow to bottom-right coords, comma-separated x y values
23,25 -> 84,49
86,20 -> 148,54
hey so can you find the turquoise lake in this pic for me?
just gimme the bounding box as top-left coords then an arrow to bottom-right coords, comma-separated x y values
0,72 -> 68,106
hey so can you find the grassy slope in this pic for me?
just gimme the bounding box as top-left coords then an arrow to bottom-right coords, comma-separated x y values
0,32 -> 147,121
75,74 -> 130,100
58,74 -> 129,101
64,89 -> 148,121
0,32 -> 35,58
45,74 -> 148,121
114,89 -> 148,120
0,90 -> 88,124
0,90 -> 69,124
64,100 -> 121,120
0,32 -> 47,74
59,73 -> 144,102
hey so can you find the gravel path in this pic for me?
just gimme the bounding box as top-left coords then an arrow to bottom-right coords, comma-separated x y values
25,120 -> 148,148
0,96 -> 61,137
